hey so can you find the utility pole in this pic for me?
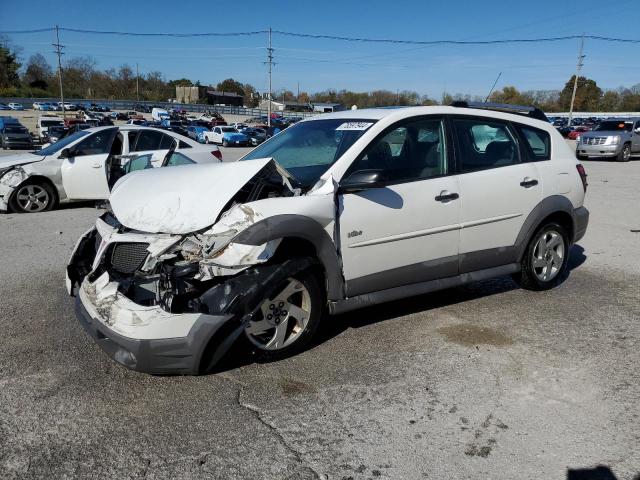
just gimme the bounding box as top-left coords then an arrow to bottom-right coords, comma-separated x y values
297,81 -> 300,103
568,34 -> 585,126
266,27 -> 274,128
52,25 -> 65,117
136,63 -> 140,103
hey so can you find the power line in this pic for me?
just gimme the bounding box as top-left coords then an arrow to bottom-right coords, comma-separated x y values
61,28 -> 268,38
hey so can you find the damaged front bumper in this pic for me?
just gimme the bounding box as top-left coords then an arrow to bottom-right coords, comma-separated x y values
74,275 -> 234,374
67,211 -> 315,374
0,166 -> 30,211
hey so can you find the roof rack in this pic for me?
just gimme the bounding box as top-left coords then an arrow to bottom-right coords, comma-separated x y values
450,101 -> 549,122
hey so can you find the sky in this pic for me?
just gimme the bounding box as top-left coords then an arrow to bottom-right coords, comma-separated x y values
1,0 -> 639,99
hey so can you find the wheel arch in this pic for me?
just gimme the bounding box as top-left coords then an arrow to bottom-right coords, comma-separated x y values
8,174 -> 60,211
515,195 -> 577,262
233,214 -> 344,301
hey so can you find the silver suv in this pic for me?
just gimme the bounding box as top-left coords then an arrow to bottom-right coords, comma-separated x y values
576,118 -> 640,162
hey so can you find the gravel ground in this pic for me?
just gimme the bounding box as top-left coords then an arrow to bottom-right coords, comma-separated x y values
0,145 -> 639,479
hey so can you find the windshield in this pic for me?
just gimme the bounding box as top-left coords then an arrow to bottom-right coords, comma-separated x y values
4,126 -> 27,134
242,118 -> 376,188
41,120 -> 63,127
594,121 -> 633,132
37,130 -> 88,156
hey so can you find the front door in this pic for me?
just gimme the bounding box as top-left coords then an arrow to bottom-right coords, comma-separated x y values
451,117 -> 543,271
338,117 -> 461,297
60,128 -> 117,200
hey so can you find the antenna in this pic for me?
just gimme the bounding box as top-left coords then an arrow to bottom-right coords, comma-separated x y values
485,72 -> 502,102
568,34 -> 585,126
52,25 -> 65,117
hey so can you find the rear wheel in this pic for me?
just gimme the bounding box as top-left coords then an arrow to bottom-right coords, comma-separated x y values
513,222 -> 569,291
244,267 -> 323,360
222,139 -> 229,147
617,144 -> 631,162
10,181 -> 57,213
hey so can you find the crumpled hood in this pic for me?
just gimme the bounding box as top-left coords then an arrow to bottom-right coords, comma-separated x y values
0,153 -> 43,169
109,158 -> 278,234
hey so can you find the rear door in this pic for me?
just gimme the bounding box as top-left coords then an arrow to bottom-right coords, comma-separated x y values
60,128 -> 117,199
128,129 -> 177,166
452,116 -> 542,272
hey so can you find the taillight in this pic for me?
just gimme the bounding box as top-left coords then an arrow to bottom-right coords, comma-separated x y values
576,164 -> 588,192
212,150 -> 222,161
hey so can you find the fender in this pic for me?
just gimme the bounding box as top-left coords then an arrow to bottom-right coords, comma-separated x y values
513,195 -> 579,262
233,214 -> 345,301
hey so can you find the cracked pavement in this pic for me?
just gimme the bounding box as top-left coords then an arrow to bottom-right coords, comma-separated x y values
0,150 -> 639,479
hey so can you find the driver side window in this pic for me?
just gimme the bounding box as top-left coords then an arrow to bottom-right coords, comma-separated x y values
347,118 -> 447,183
73,131 -> 114,157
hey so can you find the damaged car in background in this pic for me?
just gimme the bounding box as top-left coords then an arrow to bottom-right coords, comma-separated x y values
67,104 -> 589,374
0,125 -> 222,213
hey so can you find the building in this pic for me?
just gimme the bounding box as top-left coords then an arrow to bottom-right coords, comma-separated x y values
175,86 -> 244,106
259,99 -> 312,112
312,102 -> 345,113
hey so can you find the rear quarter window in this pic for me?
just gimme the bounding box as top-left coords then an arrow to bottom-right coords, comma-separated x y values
515,124 -> 551,161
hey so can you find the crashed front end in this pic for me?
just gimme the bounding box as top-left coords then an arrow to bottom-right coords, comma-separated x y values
0,165 -> 30,211
67,160 -> 311,374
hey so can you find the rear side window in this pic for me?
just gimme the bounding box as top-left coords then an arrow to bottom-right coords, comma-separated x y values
452,118 -> 520,173
516,125 -> 551,161
159,134 -> 176,149
132,130 -> 164,151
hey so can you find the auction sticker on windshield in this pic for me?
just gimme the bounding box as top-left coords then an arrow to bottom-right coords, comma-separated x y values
336,122 -> 374,131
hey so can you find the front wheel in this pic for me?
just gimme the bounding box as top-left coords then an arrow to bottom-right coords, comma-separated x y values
513,222 -> 569,291
617,144 -> 631,162
244,267 -> 323,360
222,140 -> 229,147
10,182 -> 56,213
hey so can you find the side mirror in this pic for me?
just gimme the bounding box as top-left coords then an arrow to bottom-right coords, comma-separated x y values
338,169 -> 387,193
59,148 -> 71,159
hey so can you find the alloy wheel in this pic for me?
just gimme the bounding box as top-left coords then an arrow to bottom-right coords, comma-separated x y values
532,229 -> 565,282
245,278 -> 312,350
15,184 -> 50,212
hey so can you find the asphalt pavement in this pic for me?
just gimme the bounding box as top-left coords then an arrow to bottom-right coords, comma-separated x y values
0,146 -> 639,480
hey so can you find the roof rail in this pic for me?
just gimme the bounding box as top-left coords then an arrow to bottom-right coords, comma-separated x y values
450,101 -> 549,122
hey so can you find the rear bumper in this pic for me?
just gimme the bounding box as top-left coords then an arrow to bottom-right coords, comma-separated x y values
573,206 -> 589,243
74,279 -> 235,375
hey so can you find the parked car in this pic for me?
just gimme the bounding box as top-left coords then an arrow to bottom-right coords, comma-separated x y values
1,121 -> 33,149
187,125 -> 209,141
8,103 -> 24,111
202,126 -> 249,146
576,118 -> 640,162
242,127 -> 267,146
65,103 -> 590,374
44,125 -> 68,144
231,123 -> 248,131
567,126 -> 589,140
152,108 -> 170,122
37,116 -> 65,139
58,102 -> 77,111
0,103 -> 10,110
33,102 -> 47,111
0,126 -> 222,213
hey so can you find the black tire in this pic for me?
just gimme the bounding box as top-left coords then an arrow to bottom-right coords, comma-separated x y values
244,266 -> 324,361
617,144 -> 631,162
513,222 -> 569,291
222,139 -> 229,148
9,181 -> 57,213
576,153 -> 587,161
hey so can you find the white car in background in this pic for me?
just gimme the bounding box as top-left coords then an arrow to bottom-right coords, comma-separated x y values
37,116 -> 65,139
8,103 -> 24,111
0,126 -> 222,213
58,102 -> 77,111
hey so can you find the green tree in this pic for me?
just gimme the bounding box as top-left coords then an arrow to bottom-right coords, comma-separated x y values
599,90 -> 620,111
22,53 -> 53,91
0,44 -> 21,88
216,78 -> 245,96
559,75 -> 602,111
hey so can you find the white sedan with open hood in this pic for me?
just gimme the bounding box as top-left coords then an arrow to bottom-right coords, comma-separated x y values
0,125 -> 222,213
67,104 -> 589,374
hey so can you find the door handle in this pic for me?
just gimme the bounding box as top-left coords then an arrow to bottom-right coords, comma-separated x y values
435,190 -> 459,202
520,177 -> 539,188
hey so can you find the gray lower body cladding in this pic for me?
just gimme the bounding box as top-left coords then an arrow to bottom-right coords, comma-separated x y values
75,296 -> 234,374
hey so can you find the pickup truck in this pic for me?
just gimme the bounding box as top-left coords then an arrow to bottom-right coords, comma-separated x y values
577,118 -> 640,162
